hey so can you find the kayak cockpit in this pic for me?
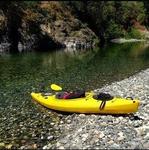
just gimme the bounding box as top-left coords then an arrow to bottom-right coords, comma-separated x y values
55,90 -> 86,99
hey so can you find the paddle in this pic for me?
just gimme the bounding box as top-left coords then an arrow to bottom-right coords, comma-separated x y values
50,84 -> 62,91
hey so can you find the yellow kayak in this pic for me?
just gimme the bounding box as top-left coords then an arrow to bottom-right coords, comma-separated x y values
31,91 -> 140,114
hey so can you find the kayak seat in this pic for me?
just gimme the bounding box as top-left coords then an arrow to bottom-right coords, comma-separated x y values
55,90 -> 85,99
93,93 -> 114,101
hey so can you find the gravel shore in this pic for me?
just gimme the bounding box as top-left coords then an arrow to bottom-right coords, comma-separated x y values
43,68 -> 149,149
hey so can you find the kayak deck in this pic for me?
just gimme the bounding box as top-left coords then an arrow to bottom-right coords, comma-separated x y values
31,92 -> 140,114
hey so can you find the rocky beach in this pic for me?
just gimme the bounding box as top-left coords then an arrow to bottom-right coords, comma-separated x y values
43,68 -> 149,149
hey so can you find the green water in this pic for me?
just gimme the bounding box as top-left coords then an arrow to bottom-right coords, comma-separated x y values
0,42 -> 149,147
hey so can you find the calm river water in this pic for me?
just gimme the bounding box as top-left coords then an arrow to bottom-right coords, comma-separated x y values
0,42 -> 149,148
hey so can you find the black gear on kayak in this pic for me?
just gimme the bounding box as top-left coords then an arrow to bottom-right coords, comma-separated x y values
93,93 -> 114,101
93,93 -> 114,110
55,90 -> 85,99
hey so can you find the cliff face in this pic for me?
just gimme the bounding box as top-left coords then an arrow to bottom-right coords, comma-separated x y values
0,10 -> 9,52
0,2 -> 98,53
0,1 -> 147,53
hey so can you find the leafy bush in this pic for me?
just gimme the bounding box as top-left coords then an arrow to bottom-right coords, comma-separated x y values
126,28 -> 144,39
105,20 -> 126,39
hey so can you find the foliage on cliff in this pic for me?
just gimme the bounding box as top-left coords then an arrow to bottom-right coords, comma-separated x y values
0,1 -> 148,52
0,1 -> 98,52
62,1 -> 148,42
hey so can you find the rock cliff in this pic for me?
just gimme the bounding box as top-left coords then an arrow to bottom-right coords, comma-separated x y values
0,2 -> 98,52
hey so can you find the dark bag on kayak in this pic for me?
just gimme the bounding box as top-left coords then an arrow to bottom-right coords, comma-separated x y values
55,90 -> 85,99
93,92 -> 113,101
93,93 -> 114,110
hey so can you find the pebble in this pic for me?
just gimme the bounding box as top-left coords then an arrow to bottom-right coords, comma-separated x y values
107,140 -> 114,144
99,132 -> 105,138
56,142 -> 61,147
143,142 -> 149,149
66,120 -> 71,124
43,145 -> 48,149
110,143 -> 120,149
0,142 -> 5,148
50,122 -> 55,125
47,135 -> 54,140
5,144 -> 13,149
117,132 -> 125,141
59,146 -> 65,149
144,133 -> 149,140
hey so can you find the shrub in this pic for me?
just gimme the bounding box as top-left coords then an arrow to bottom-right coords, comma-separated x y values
105,20 -> 126,39
126,28 -> 144,39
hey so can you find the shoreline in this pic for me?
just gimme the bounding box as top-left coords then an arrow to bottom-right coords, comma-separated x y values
43,68 -> 149,149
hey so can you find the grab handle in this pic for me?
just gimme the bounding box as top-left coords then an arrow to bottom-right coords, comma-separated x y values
126,97 -> 133,100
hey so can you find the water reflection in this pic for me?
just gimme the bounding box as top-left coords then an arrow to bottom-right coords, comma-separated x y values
0,42 -> 149,92
41,47 -> 98,70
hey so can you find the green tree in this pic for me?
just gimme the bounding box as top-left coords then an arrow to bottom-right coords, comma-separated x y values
114,1 -> 145,31
143,1 -> 149,27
